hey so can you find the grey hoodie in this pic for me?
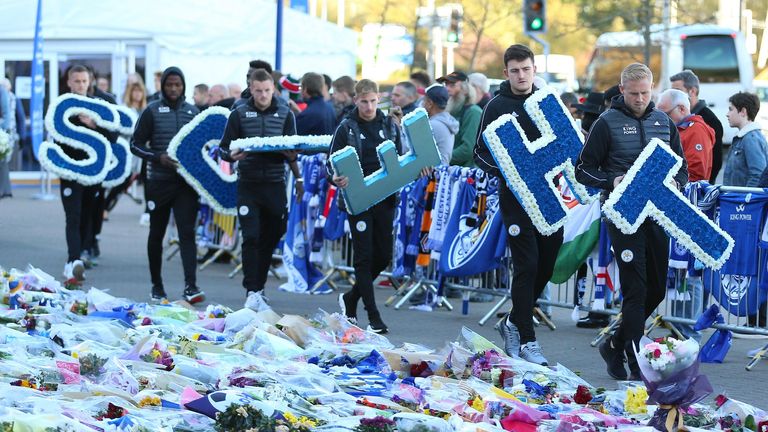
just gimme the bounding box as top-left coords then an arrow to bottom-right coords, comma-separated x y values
429,111 -> 460,165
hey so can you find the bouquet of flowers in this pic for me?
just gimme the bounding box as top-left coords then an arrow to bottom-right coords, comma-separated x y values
0,130 -> 11,162
634,336 -> 712,431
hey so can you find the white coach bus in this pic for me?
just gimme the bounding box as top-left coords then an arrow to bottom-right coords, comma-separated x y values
585,24 -> 755,143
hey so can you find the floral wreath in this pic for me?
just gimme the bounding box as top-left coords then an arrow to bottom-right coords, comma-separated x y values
230,134 -> 332,153
40,93 -> 121,185
330,108 -> 440,215
115,105 -> 138,136
167,106 -> 237,215
602,138 -> 734,269
482,86 -> 596,235
101,137 -> 133,188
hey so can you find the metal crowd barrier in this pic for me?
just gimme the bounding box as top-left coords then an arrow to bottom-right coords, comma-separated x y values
197,206 -> 240,272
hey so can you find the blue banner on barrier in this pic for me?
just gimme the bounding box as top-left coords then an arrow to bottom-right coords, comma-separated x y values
603,138 -> 734,270
30,0 -> 45,161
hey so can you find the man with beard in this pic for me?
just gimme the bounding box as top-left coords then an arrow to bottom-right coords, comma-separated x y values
131,66 -> 205,304
473,45 -> 559,366
438,71 -> 481,167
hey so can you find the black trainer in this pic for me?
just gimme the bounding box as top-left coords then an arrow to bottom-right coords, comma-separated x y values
599,338 -> 628,380
184,285 -> 205,304
576,313 -> 610,328
367,312 -> 388,334
151,285 -> 167,302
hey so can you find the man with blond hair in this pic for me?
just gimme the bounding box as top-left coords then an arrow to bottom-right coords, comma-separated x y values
576,63 -> 688,381
328,79 -> 402,334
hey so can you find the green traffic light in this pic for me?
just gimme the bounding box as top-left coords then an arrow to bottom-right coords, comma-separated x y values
447,33 -> 458,43
530,17 -> 543,30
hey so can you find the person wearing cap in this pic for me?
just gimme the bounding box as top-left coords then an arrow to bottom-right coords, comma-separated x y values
131,66 -> 205,305
423,84 -> 459,165
438,70 -> 481,167
473,44 -> 558,366
573,91 -> 605,135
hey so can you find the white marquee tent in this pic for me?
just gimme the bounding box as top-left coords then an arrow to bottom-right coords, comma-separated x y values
0,0 -> 357,101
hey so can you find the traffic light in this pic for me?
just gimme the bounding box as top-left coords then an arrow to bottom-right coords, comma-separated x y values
446,8 -> 463,44
524,0 -> 546,33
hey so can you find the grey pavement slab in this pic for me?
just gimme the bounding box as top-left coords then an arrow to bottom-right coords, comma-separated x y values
1,185 -> 766,410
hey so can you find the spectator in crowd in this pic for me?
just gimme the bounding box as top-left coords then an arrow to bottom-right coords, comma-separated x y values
219,68 -> 301,309
322,74 -> 333,101
657,88 -> 714,182
439,71 -> 481,167
97,77 -> 110,94
296,72 -> 337,136
423,84 -> 458,165
122,80 -> 148,114
0,83 -> 12,198
559,92 -> 580,118
390,81 -> 420,117
130,66 -> 205,305
147,70 -> 163,103
573,91 -> 604,135
208,84 -> 229,106
577,63 -> 687,381
228,83 -> 242,99
469,72 -> 491,108
1,78 -> 25,172
603,84 -> 620,109
671,70 -> 724,183
329,79 -> 403,334
193,83 -> 209,111
723,92 -> 767,187
474,45 -> 560,366
87,68 -> 116,104
331,75 -> 355,122
410,70 -> 432,98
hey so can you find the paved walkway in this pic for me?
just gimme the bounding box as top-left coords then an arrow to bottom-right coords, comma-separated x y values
1,184 -> 766,409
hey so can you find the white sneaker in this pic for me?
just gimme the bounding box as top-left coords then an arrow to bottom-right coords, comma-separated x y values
245,291 -> 271,312
63,260 -> 86,281
519,341 -> 549,366
139,213 -> 150,227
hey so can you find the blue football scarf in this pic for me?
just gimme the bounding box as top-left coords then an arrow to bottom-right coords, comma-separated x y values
590,222 -> 614,310
392,184 -> 413,278
404,177 -> 429,275
280,165 -> 327,293
323,187 -> 347,241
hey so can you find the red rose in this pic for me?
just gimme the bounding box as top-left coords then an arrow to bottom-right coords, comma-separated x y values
653,349 -> 662,358
574,385 -> 593,404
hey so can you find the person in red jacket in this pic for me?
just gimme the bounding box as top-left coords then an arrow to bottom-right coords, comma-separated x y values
657,89 -> 714,182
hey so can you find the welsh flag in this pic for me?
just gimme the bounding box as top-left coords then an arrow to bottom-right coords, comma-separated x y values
550,199 -> 601,284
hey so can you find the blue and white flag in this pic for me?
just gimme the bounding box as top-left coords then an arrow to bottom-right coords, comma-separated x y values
438,176 -> 506,277
280,159 -> 328,294
31,0 -> 45,160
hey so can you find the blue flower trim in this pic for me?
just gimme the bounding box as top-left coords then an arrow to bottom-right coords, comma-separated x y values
40,94 -> 122,185
167,106 -> 237,215
603,138 -> 734,269
481,87 -> 596,235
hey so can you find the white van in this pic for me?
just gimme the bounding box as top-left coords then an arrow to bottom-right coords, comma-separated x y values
534,54 -> 579,94
585,24 -> 755,143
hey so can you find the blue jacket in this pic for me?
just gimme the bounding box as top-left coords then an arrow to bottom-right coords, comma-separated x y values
296,96 -> 336,136
723,123 -> 768,187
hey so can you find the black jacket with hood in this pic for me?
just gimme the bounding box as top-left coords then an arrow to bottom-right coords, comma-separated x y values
130,67 -> 199,181
473,80 -> 541,179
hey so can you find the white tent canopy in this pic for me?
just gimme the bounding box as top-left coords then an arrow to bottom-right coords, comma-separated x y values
0,0 -> 357,99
